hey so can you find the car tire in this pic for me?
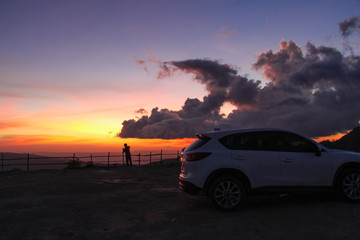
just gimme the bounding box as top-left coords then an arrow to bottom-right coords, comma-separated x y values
337,168 -> 360,202
209,175 -> 247,211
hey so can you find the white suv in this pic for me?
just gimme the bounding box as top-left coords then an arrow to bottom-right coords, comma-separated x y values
179,128 -> 360,210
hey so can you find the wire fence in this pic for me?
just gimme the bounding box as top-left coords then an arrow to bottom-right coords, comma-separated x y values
0,150 -> 181,172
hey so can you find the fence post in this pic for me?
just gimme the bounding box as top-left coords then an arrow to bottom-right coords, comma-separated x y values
107,152 -> 110,168
27,153 -> 30,172
160,149 -> 163,164
149,152 -> 152,165
1,152 -> 3,172
90,154 -> 93,165
138,153 -> 141,166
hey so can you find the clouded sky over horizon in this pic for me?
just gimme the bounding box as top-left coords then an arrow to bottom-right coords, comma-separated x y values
1,0 -> 360,152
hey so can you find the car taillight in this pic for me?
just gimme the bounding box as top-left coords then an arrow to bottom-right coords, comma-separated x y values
182,152 -> 212,161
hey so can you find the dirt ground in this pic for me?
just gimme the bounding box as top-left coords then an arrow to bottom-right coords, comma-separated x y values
1,163 -> 360,240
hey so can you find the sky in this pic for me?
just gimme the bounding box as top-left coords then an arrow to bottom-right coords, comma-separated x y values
1,0 -> 360,153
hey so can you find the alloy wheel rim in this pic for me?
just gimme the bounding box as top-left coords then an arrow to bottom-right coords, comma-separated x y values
214,180 -> 241,208
343,173 -> 360,200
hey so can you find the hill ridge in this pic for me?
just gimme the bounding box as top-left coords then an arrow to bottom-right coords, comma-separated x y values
321,126 -> 360,152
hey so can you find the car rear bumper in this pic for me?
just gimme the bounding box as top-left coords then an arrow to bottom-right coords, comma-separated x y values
179,178 -> 201,195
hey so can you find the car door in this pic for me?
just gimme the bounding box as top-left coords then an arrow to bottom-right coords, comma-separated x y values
220,131 -> 282,188
272,131 -> 331,186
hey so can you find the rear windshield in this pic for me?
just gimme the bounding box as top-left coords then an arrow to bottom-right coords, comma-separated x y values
184,134 -> 210,151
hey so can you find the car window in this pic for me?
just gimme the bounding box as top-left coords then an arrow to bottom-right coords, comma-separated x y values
219,131 -> 276,151
271,131 -> 318,152
185,134 -> 210,151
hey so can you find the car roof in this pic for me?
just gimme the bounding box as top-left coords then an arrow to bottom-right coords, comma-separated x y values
198,128 -> 307,139
195,128 -> 328,150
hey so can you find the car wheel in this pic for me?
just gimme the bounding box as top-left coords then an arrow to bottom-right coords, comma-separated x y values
338,169 -> 360,202
209,176 -> 246,211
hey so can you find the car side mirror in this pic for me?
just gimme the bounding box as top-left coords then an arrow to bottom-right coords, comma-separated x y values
315,147 -> 322,157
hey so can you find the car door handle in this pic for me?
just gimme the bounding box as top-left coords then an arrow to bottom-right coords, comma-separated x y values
283,159 -> 293,163
234,156 -> 246,161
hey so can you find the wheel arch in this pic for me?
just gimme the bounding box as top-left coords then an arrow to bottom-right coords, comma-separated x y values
204,168 -> 251,195
333,162 -> 360,186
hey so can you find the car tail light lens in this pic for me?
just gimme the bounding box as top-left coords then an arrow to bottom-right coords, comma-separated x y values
182,152 -> 212,161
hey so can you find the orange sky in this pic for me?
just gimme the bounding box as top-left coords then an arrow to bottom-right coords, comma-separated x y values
0,123 -> 346,154
0,135 -> 195,153
0,74 -> 205,153
313,132 -> 348,143
0,103 -> 196,153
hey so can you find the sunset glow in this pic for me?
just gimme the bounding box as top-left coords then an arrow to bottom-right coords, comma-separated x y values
1,1 -> 359,153
314,132 -> 349,143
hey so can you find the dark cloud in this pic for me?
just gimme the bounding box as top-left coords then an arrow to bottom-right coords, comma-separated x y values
119,19 -> 360,139
231,41 -> 360,137
170,59 -> 237,89
339,16 -> 360,37
118,59 -> 237,139
120,107 -> 216,139
135,108 -> 148,115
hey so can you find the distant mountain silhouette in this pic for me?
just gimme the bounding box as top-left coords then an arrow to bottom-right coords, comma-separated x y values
1,152 -> 41,160
0,152 -> 72,171
320,127 -> 360,152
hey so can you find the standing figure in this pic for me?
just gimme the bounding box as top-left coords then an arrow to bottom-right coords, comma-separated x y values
123,143 -> 132,166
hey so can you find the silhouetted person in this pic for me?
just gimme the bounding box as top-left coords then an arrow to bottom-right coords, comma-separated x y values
123,143 -> 132,166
